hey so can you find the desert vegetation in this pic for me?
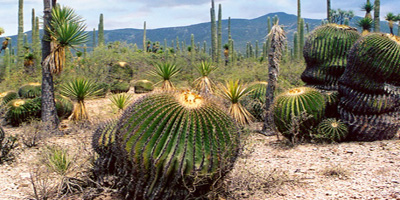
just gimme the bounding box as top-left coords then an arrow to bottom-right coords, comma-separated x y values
0,0 -> 399,199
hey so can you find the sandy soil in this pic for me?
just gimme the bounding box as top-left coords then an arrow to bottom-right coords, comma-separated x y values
0,92 -> 399,200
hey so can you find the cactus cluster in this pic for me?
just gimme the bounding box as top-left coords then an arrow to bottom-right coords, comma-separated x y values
301,24 -> 360,90
93,91 -> 239,199
338,33 -> 400,141
273,87 -> 326,139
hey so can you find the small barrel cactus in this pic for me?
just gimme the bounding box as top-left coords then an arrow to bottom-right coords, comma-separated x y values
0,91 -> 18,107
94,91 -> 239,199
110,81 -> 130,94
133,80 -> 154,93
314,118 -> 348,142
5,98 -> 41,126
18,83 -> 41,98
321,90 -> 339,118
301,24 -> 360,90
55,95 -> 73,119
338,33 -> 400,141
274,87 -> 326,140
247,81 -> 268,101
243,82 -> 268,121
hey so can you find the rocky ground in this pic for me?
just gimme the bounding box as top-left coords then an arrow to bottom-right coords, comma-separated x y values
0,92 -> 399,200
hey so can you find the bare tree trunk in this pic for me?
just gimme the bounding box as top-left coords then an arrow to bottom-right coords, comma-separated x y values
261,23 -> 286,135
41,0 -> 59,130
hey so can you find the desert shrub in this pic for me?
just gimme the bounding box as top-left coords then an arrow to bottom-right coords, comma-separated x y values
0,126 -> 17,164
133,80 -> 154,94
109,81 -> 130,94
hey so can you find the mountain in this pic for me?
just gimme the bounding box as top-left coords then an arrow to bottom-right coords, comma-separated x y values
0,12 -> 395,53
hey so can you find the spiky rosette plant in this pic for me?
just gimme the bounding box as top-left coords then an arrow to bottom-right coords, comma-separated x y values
0,91 -> 18,107
274,87 -> 326,140
109,93 -> 132,113
133,80 -> 154,94
18,82 -> 41,98
218,80 -> 254,125
338,33 -> 400,141
94,91 -> 239,199
5,98 -> 41,126
193,61 -> 217,94
150,62 -> 180,91
301,24 -> 361,90
314,118 -> 348,142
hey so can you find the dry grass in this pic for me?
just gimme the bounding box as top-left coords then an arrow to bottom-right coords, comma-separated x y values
321,164 -> 350,179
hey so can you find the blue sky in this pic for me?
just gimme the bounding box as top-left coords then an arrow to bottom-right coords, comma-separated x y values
1,0 -> 399,36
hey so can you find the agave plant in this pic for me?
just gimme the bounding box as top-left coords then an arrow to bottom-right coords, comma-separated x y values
218,80 -> 254,125
109,93 -> 132,112
150,62 -> 180,91
60,78 -> 101,121
43,5 -> 88,75
193,61 -> 217,94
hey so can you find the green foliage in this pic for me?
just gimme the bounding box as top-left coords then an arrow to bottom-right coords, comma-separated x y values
43,145 -> 73,175
60,78 -> 101,102
274,87 -> 326,140
302,24 -> 360,90
94,82 -> 109,97
93,91 -> 239,199
109,93 -> 132,111
193,61 -> 217,94
55,95 -> 73,119
18,83 -> 41,98
109,81 -> 130,94
133,80 -> 154,93
150,62 -> 180,90
314,118 -> 348,142
356,18 -> 373,34
329,9 -> 355,25
338,33 -> 400,141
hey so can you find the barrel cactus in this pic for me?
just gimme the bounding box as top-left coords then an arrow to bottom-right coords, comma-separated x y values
18,82 -> 41,98
243,82 -> 268,121
55,95 -> 73,119
0,91 -> 18,107
274,87 -> 326,140
338,33 -> 400,141
93,91 -> 239,199
301,24 -> 360,90
5,98 -> 41,126
314,118 -> 348,142
133,80 -> 154,94
110,81 -> 130,94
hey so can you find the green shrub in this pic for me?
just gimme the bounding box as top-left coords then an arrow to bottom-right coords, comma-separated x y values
94,91 -> 239,199
110,81 -> 130,94
133,80 -> 154,93
94,82 -> 109,97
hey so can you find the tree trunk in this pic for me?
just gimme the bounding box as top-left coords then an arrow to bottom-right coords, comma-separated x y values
261,23 -> 286,135
41,0 -> 59,129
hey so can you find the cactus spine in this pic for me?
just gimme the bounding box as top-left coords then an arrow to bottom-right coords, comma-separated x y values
98,14 -> 104,46
301,24 -> 361,90
93,91 -> 239,199
338,33 -> 400,141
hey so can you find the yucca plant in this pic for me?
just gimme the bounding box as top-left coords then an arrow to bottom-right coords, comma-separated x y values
361,1 -> 374,19
338,33 -> 400,141
301,24 -> 360,90
356,18 -> 373,36
43,145 -> 73,175
218,80 -> 254,125
274,87 -> 326,140
193,61 -> 217,94
314,118 -> 348,142
109,93 -> 132,112
60,78 -> 101,121
18,82 -> 41,98
43,5 -> 88,75
150,62 -> 180,91
385,12 -> 397,35
133,80 -> 154,93
0,91 -> 18,107
93,91 -> 239,199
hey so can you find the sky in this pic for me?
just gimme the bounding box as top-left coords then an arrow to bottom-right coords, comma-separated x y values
1,0 -> 400,36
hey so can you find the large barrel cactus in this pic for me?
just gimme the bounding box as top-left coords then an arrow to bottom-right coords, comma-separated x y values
274,87 -> 326,140
338,33 -> 400,141
301,24 -> 360,90
18,83 -> 41,98
93,91 -> 239,199
0,91 -> 18,107
5,98 -> 41,126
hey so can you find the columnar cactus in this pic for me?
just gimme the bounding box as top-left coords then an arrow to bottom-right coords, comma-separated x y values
338,33 -> 400,141
274,87 -> 326,139
301,24 -> 360,90
93,91 -> 239,199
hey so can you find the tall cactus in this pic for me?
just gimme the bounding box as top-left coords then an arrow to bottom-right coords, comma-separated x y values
98,14 -> 104,46
338,33 -> 400,141
93,91 -> 239,199
299,18 -> 305,59
301,24 -> 361,90
293,31 -> 299,60
143,21 -> 146,52
17,0 -> 24,70
327,0 -> 331,22
217,4 -> 222,63
210,0 -> 217,62
373,0 -> 380,32
92,28 -> 96,48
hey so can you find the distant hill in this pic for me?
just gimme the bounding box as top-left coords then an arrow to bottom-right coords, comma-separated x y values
1,12 -> 395,53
